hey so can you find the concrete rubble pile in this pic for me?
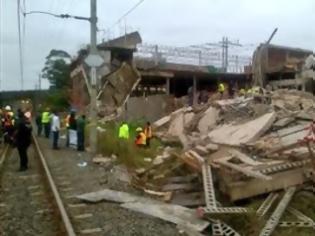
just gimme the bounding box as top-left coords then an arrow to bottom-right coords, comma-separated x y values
138,89 -> 315,235
78,89 -> 315,235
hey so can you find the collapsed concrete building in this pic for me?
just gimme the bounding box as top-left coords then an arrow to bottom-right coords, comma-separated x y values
70,32 -> 251,121
252,44 -> 315,92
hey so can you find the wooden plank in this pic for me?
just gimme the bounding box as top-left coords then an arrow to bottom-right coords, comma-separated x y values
121,202 -> 210,232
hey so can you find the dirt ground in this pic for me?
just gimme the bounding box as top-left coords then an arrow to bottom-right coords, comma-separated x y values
36,136 -> 182,236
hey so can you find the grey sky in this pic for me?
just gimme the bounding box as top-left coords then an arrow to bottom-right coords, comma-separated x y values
1,0 -> 315,91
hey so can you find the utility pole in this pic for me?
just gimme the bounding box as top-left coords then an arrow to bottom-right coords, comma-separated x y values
88,0 -> 99,154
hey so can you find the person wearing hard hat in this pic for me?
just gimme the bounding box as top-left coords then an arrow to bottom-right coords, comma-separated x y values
2,105 -> 15,144
218,82 -> 225,99
135,127 -> 146,147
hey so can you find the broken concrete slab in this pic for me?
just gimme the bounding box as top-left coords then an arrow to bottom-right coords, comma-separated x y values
162,183 -> 198,192
76,189 -> 151,203
77,189 -> 209,232
121,202 -> 209,232
276,125 -> 306,137
296,111 -> 315,121
215,160 -> 272,180
228,149 -> 263,166
273,117 -> 295,129
153,108 -> 185,128
171,192 -> 205,207
197,107 -> 219,134
208,112 -> 276,146
205,143 -> 219,152
167,111 -> 190,148
194,145 -> 209,155
184,112 -> 195,127
220,167 -> 306,201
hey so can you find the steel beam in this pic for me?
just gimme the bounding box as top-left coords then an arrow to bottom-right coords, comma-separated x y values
258,160 -> 310,175
259,187 -> 296,236
202,207 -> 249,214
256,193 -> 279,217
202,163 -> 217,208
287,207 -> 314,223
279,221 -> 314,228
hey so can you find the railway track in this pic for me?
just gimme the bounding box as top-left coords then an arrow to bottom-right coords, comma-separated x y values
0,136 -> 76,235
0,134 -> 114,236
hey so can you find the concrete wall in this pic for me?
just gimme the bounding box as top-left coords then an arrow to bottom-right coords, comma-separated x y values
122,94 -> 174,122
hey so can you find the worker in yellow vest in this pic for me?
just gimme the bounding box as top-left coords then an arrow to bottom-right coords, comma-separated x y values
218,83 -> 225,98
119,122 -> 129,140
239,88 -> 246,96
42,108 -> 51,138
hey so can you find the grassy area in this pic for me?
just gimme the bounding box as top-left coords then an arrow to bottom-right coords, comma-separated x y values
96,121 -> 163,168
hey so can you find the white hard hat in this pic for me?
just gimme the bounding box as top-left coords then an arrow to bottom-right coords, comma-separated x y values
5,105 -> 11,111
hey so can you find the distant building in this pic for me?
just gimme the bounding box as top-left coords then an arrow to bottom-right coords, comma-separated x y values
252,44 -> 314,92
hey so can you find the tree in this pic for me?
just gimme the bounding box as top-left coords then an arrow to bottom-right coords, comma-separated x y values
41,50 -> 71,109
42,49 -> 71,89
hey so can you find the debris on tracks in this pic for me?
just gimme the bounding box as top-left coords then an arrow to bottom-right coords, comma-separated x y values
80,89 -> 315,235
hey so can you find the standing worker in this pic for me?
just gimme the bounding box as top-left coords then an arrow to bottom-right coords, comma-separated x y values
14,109 -> 32,171
135,127 -> 146,147
118,122 -> 129,140
144,122 -> 152,147
35,111 -> 42,136
2,105 -> 15,144
66,111 -> 77,147
76,115 -> 86,151
42,108 -> 51,138
218,82 -> 225,99
51,110 -> 60,150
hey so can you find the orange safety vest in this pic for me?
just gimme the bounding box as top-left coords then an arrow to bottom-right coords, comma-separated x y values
135,132 -> 146,145
144,126 -> 152,138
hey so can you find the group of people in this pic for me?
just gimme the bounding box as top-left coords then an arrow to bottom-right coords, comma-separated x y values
35,108 -> 86,151
0,105 -> 32,171
119,121 -> 152,147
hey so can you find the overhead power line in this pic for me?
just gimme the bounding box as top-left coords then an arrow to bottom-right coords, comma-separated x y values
109,0 -> 145,29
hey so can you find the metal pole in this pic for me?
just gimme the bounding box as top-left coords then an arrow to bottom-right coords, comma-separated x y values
89,0 -> 98,154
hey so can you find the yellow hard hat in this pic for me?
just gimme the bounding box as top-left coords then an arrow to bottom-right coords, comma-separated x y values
136,127 -> 143,132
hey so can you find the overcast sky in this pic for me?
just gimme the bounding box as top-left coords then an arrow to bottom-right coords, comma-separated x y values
1,0 -> 315,91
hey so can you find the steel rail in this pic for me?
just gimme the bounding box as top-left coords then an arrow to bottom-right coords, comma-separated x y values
32,134 -> 76,236
0,145 -> 10,168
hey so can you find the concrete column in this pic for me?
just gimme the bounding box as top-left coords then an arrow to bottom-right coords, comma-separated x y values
193,76 -> 198,107
166,77 -> 170,95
